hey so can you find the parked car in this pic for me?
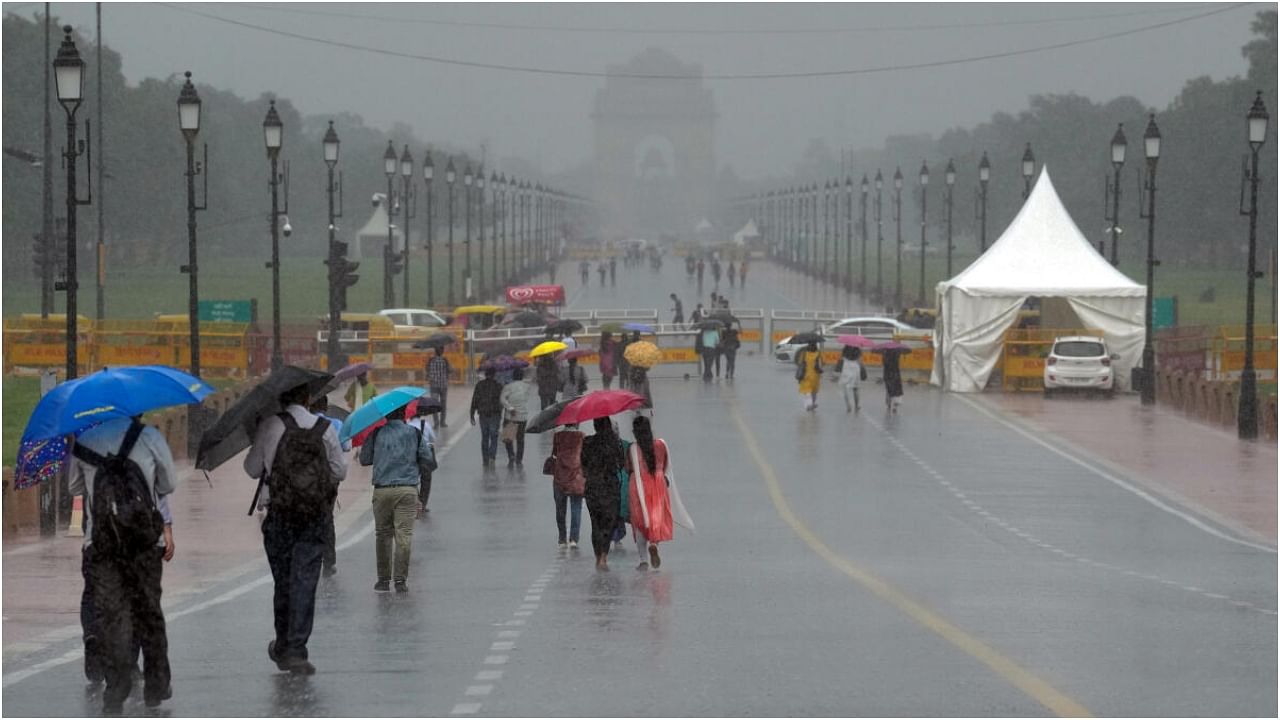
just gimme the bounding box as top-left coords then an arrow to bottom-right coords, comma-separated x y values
379,308 -> 448,335
773,316 -> 916,363
1043,335 -> 1117,397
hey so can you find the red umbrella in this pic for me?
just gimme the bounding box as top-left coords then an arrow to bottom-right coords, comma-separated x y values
350,396 -> 443,447
837,334 -> 876,349
555,390 -> 646,426
561,348 -> 597,361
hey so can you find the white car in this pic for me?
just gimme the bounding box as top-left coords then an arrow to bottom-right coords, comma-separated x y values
1043,336 -> 1117,396
773,316 -> 916,363
379,308 -> 448,334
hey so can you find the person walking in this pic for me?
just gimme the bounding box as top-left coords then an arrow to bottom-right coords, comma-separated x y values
535,355 -> 561,410
796,341 -> 824,411
500,367 -> 531,465
359,404 -> 435,593
598,331 -> 618,389
669,293 -> 684,326
836,346 -> 865,413
406,404 -> 437,514
70,416 -> 178,713
625,415 -> 673,571
696,258 -> 705,291
579,259 -> 590,285
710,258 -> 722,288
597,261 -> 608,287
561,356 -> 589,400
609,256 -> 617,286
245,384 -> 347,675
630,365 -> 653,409
721,326 -> 741,380
616,333 -> 632,391
471,367 -> 505,466
739,260 -> 749,288
689,303 -> 704,325
344,372 -> 378,411
727,260 -> 737,288
581,417 -> 625,571
882,349 -> 905,413
699,324 -> 721,382
548,424 -> 586,549
309,395 -> 351,577
426,348 -> 451,428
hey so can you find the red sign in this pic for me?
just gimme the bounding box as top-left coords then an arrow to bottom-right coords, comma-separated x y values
505,285 -> 565,305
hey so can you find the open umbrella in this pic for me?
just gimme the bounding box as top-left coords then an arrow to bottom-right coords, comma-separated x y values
339,386 -> 427,442
22,365 -> 215,444
414,333 -> 458,350
555,390 -> 646,426
525,399 -> 572,434
872,340 -> 913,353
561,348 -> 596,361
195,365 -> 332,472
503,311 -> 547,328
622,322 -> 654,333
529,340 -> 568,358
789,331 -> 825,346
479,355 -> 530,372
547,318 -> 584,334
623,341 -> 662,368
349,394 -> 441,447
837,334 -> 877,349
694,319 -> 725,330
13,435 -> 74,490
333,362 -> 373,383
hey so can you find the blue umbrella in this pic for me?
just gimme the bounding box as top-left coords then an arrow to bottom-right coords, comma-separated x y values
623,322 -> 654,333
20,365 -> 214,444
339,386 -> 426,442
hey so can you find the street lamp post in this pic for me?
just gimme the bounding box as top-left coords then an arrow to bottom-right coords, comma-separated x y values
945,160 -> 955,279
1238,91 -> 1269,439
423,151 -> 434,307
497,174 -> 506,289
874,171 -> 884,304
323,121 -> 342,371
383,141 -> 398,309
845,176 -> 853,293
823,180 -> 832,282
1021,143 -> 1036,200
446,158 -> 456,306
178,71 -> 207,379
918,162 -> 929,307
894,167 -> 904,311
53,26 -> 91,380
491,172 -> 500,295
400,145 -> 416,307
978,152 -> 990,252
477,167 -> 486,300
263,100 -> 287,372
1107,125 -> 1127,265
859,175 -> 869,296
1138,114 -> 1161,405
464,165 -> 473,301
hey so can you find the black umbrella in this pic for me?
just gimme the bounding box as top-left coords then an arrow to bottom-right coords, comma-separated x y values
710,310 -> 739,326
480,340 -> 535,359
547,318 -> 584,334
790,331 -> 825,346
503,311 -> 547,328
524,399 -> 572,434
413,332 -> 458,350
195,365 -> 333,472
694,319 -> 725,330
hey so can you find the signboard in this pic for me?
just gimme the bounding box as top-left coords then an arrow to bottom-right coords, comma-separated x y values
1152,296 -> 1177,330
198,300 -> 253,323
505,285 -> 565,306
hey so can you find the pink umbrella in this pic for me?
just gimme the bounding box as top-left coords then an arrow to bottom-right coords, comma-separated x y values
837,334 -> 876,349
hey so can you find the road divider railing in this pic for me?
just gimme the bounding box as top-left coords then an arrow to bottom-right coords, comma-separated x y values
767,309 -> 897,348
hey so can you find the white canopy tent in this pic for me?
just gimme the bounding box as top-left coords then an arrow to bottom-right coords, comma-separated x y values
931,167 -> 1146,392
732,219 -> 759,246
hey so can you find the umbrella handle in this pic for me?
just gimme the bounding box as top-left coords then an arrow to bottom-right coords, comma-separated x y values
203,470 -> 213,488
248,478 -> 264,517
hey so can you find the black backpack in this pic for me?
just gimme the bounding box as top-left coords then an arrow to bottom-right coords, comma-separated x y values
73,421 -> 164,555
269,413 -> 336,518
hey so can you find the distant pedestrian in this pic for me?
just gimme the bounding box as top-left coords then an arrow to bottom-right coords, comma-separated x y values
580,260 -> 590,285
630,365 -> 653,409
711,259 -> 722,287
561,356 -> 588,400
500,367 -> 531,466
245,384 -> 347,675
690,303 -> 704,325
616,333 -> 633,390
882,349 -> 905,413
471,367 -> 504,466
426,349 -> 451,428
581,417 -> 625,571
698,324 -> 721,381
669,293 -> 684,326
597,262 -> 608,287
598,331 -> 618,389
727,261 -> 737,288
796,341 -> 823,411
836,346 -> 865,413
344,372 -> 378,411
739,259 -> 748,286
696,258 -> 705,289
625,415 -> 673,571
360,404 -> 435,593
406,404 -> 437,514
535,355 -> 560,410
721,327 -> 741,380
561,330 -> 579,350
70,416 -> 178,713
548,424 -> 586,549
310,395 -> 350,577
609,256 -> 617,286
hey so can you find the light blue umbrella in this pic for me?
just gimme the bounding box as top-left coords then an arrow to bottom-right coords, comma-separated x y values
623,322 -> 654,332
339,385 -> 426,442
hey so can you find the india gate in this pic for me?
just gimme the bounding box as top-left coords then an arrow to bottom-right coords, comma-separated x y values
592,48 -> 718,241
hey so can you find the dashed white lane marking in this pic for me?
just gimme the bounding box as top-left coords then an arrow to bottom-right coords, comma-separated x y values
450,562 -> 563,715
862,414 -> 1277,617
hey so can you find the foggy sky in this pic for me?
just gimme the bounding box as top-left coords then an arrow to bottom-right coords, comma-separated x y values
24,2 -> 1263,178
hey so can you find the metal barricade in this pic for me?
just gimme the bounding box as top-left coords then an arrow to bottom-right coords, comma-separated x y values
2,314 -> 93,376
1212,324 -> 1278,382
732,308 -> 766,353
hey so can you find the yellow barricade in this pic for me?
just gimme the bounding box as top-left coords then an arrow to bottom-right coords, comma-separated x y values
3,314 -> 93,375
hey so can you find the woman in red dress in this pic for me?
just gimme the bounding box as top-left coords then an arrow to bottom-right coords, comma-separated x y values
625,416 -> 673,570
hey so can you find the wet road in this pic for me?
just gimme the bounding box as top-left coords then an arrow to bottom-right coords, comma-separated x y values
5,259 -> 1275,717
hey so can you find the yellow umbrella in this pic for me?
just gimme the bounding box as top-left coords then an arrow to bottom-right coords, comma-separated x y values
623,341 -> 662,368
529,340 -> 568,358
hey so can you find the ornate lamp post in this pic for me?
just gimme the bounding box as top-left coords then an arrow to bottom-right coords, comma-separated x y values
874,171 -> 884,303
1108,124 -> 1127,265
1138,114 -> 1162,405
845,176 -> 853,293
944,159 -> 956,278
423,150 -> 435,307
918,161 -> 929,307
1021,143 -> 1036,199
263,100 -> 287,371
178,72 -> 207,378
446,157 -> 456,306
464,165 -> 473,301
859,175 -> 869,296
53,26 -> 91,379
477,166 -> 486,300
400,144 -> 416,307
382,141 -> 398,308
1238,92 -> 1268,439
323,121 -> 342,371
977,152 -> 990,252
893,167 -> 904,311
491,171 -> 500,294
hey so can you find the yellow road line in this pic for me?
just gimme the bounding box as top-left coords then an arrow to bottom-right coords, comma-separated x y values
730,401 -> 1092,718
